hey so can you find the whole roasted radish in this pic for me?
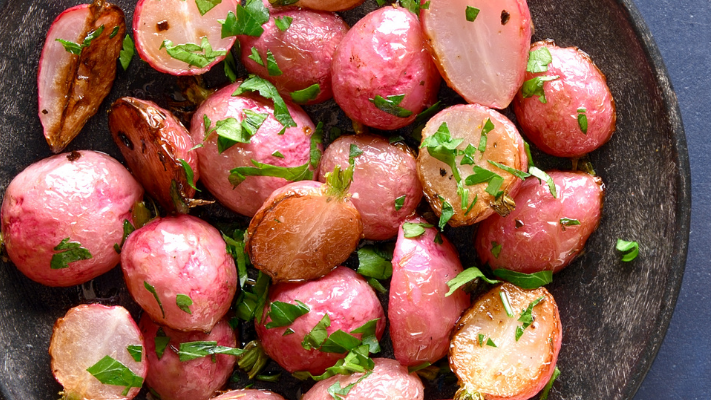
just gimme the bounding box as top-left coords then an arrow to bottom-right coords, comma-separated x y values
1,151 -> 143,287
274,0 -> 365,12
513,41 -> 617,157
38,0 -> 126,153
140,315 -> 237,400
256,267 -> 385,374
109,97 -> 199,214
302,358 -> 424,400
450,283 -> 562,400
133,0 -> 238,75
189,80 -> 319,217
389,218 -> 470,366
213,389 -> 286,400
421,0 -> 532,109
476,171 -> 604,274
331,6 -> 440,130
239,8 -> 349,105
245,169 -> 362,282
49,304 -> 147,400
318,134 -> 422,240
417,104 -> 528,227
121,215 -> 237,332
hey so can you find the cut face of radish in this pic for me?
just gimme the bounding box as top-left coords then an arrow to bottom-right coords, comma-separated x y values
38,1 -> 126,153
133,0 -> 239,75
49,304 -> 147,400
421,0 -> 532,109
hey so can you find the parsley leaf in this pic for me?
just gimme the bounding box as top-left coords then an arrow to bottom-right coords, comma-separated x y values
291,84 -> 321,104
236,271 -> 270,323
460,144 -> 477,165
522,75 -> 560,103
420,122 -> 464,183
50,238 -> 92,269
109,26 -> 119,39
560,218 -> 581,227
515,296 -> 545,341
195,0 -> 222,16
310,122 -> 323,168
248,46 -> 264,66
266,49 -> 282,76
491,241 -> 502,258
55,39 -> 82,55
229,159 -> 313,186
178,159 -> 200,192
492,269 -> 553,289
529,166 -> 557,198
445,267 -> 500,297
113,219 -> 135,254
327,371 -> 373,400
143,281 -> 165,318
408,362 -> 432,374
119,34 -> 135,71
577,107 -> 588,134
274,16 -> 293,31
539,367 -> 561,400
464,166 -> 505,197
265,300 -> 310,329
369,95 -> 413,118
438,196 -> 454,229
394,195 -> 406,211
320,330 -> 362,354
487,160 -> 529,180
398,0 -> 422,14
86,355 -> 143,396
224,51 -> 238,82
486,338 -> 497,347
220,0 -> 270,37
160,37 -> 226,68
222,228 -> 249,289
616,239 -> 639,262
527,47 -> 553,73
272,150 -> 285,158
56,25 -> 105,55
233,75 -> 296,129
402,222 -> 433,238
127,345 -> 142,362
176,294 -> 193,314
178,341 -> 244,361
500,291 -> 514,317
302,314 -> 331,351
154,328 -> 170,359
466,6 -> 480,22
357,247 -> 393,281
350,319 -> 381,354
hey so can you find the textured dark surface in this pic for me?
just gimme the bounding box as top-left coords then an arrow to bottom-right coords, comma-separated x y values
0,1 -> 692,400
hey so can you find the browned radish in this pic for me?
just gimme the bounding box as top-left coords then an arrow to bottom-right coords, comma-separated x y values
450,283 -> 562,400
49,304 -> 147,400
417,104 -> 528,227
133,0 -> 238,75
38,0 -> 126,153
245,169 -> 363,282
421,0 -> 532,109
108,97 -> 199,214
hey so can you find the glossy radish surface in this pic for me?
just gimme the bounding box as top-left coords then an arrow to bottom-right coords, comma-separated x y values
49,304 -> 147,400
450,283 -> 562,400
476,171 -> 605,274
1,151 -> 143,287
133,0 -> 238,75
287,0 -> 366,12
38,1 -> 125,153
421,0 -> 531,109
246,180 -> 362,282
109,97 -> 199,214
417,104 -> 528,227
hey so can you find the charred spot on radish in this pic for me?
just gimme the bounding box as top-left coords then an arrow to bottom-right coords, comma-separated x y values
501,10 -> 510,25
157,20 -> 170,32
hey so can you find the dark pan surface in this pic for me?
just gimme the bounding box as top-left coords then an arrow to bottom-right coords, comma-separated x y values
0,0 -> 690,399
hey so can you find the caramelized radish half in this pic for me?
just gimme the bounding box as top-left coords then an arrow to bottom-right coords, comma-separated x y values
108,97 -> 199,214
450,283 -> 562,400
38,1 -> 126,153
133,0 -> 238,75
49,304 -> 147,400
421,0 -> 532,109
246,170 -> 363,282
417,104 -> 528,227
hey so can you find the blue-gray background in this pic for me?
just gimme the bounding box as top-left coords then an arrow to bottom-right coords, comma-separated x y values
632,0 -> 710,398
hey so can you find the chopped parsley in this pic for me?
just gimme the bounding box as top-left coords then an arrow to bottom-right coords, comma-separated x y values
465,6 -> 480,22
195,0 -> 222,16
616,239 -> 639,262
515,296 -> 545,341
522,75 -> 560,103
445,267 -> 500,297
265,300 -> 310,329
369,95 -> 413,118
86,355 -> 143,396
394,195 -> 406,211
220,0 -> 270,37
274,16 -> 293,31
492,269 -> 553,289
266,49 -> 282,76
233,75 -> 296,130
176,294 -> 193,314
50,238 -> 92,270
402,222 -> 434,238
229,159 -> 313,187
178,159 -> 200,192
291,84 -> 321,104
119,35 -> 135,71
526,47 -> 553,73
577,107 -> 588,134
178,341 -> 244,361
143,281 -> 165,318
160,37 -> 226,68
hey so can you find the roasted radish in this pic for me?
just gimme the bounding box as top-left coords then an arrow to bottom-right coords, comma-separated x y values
513,41 -> 617,157
140,315 -> 237,400
133,0 -> 238,75
417,104 -> 528,227
121,215 -> 237,332
421,0 -> 532,109
49,304 -> 147,400
476,171 -> 604,274
189,80 -> 319,217
239,8 -> 349,105
1,151 -> 143,287
331,6 -> 440,130
256,267 -> 385,374
450,283 -> 562,400
389,218 -> 470,366
109,97 -> 199,214
276,0 -> 365,12
38,1 -> 126,153
302,358 -> 425,400
213,389 -> 286,400
245,166 -> 362,282
318,134 -> 422,240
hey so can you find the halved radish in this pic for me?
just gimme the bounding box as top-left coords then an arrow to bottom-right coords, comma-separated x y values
49,304 -> 147,400
133,0 -> 238,75
449,283 -> 562,400
421,0 -> 532,109
108,97 -> 199,214
38,1 -> 126,153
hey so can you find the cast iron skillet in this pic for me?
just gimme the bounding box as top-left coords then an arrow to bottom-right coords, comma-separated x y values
0,0 -> 691,399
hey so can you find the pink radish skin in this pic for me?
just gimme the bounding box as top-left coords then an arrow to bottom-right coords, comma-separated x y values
331,6 -> 440,130
318,135 -> 422,240
513,42 -> 617,157
1,151 -> 143,287
256,267 -> 385,374
421,0 -> 532,109
302,358 -> 424,400
133,0 -> 238,75
284,0 -> 366,12
476,171 -> 604,274
121,215 -> 237,332
212,389 -> 286,400
239,8 -> 349,105
49,304 -> 147,400
189,82 -> 319,217
140,315 -> 237,400
450,283 -> 562,400
389,217 -> 470,366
